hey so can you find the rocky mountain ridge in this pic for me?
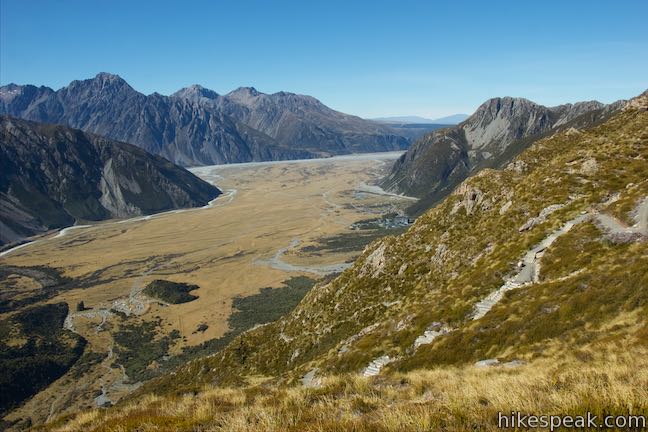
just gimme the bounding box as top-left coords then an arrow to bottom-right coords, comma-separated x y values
173,84 -> 410,155
0,116 -> 221,246
0,73 -> 409,166
381,95 -> 626,213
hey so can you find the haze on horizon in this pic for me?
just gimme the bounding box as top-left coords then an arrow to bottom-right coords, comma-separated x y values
1,0 -> 647,119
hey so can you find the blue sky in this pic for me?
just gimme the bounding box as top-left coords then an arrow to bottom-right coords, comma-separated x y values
1,0 -> 647,118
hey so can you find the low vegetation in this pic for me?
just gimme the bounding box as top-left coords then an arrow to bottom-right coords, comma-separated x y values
0,303 -> 85,415
143,280 -> 199,304
229,276 -> 318,330
157,277 -> 318,377
302,215 -> 410,257
112,318 -> 181,381
301,226 -> 408,256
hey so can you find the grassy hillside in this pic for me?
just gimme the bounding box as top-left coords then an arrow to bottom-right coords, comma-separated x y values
41,96 -> 648,430
40,353 -> 648,431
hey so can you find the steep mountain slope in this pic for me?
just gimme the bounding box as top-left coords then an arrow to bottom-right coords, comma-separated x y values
372,115 -> 439,123
69,92 -> 648,430
382,96 -> 624,213
172,85 -> 410,155
0,74 -> 410,166
0,116 -> 221,246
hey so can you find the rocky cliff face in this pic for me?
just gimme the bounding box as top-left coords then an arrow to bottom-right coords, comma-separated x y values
0,116 -> 221,246
382,96 -> 624,213
0,73 -> 409,166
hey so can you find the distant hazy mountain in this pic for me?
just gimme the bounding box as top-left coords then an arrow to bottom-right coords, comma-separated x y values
369,123 -> 450,141
372,114 -> 469,125
0,116 -> 221,246
372,115 -> 438,124
430,113 -> 469,124
0,73 -> 410,166
381,96 -> 624,213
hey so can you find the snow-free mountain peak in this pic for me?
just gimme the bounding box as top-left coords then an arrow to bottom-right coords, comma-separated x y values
172,84 -> 220,102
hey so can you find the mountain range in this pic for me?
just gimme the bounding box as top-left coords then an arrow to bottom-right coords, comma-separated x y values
0,116 -> 221,246
0,74 -> 409,166
381,96 -> 626,213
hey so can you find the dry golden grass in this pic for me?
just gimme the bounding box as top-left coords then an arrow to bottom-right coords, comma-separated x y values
44,347 -> 648,432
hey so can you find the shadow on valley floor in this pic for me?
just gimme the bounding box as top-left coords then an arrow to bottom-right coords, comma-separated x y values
0,266 -> 71,313
0,303 -> 86,417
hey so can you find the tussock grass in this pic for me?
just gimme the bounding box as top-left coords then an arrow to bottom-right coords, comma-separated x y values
44,350 -> 648,431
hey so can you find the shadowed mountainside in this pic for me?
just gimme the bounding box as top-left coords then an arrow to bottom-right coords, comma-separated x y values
0,303 -> 85,417
0,116 -> 221,246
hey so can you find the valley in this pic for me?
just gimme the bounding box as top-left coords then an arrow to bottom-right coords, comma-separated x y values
0,152 -> 413,426
2,1 -> 646,430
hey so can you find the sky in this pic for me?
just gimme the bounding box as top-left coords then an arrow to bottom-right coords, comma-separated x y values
1,0 -> 647,119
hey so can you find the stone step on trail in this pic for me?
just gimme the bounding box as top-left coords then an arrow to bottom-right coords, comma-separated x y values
362,355 -> 392,377
413,325 -> 452,348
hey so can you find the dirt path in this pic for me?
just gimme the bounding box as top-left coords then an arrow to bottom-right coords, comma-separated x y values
636,197 -> 648,234
472,213 -> 590,320
93,345 -> 115,407
595,196 -> 648,236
